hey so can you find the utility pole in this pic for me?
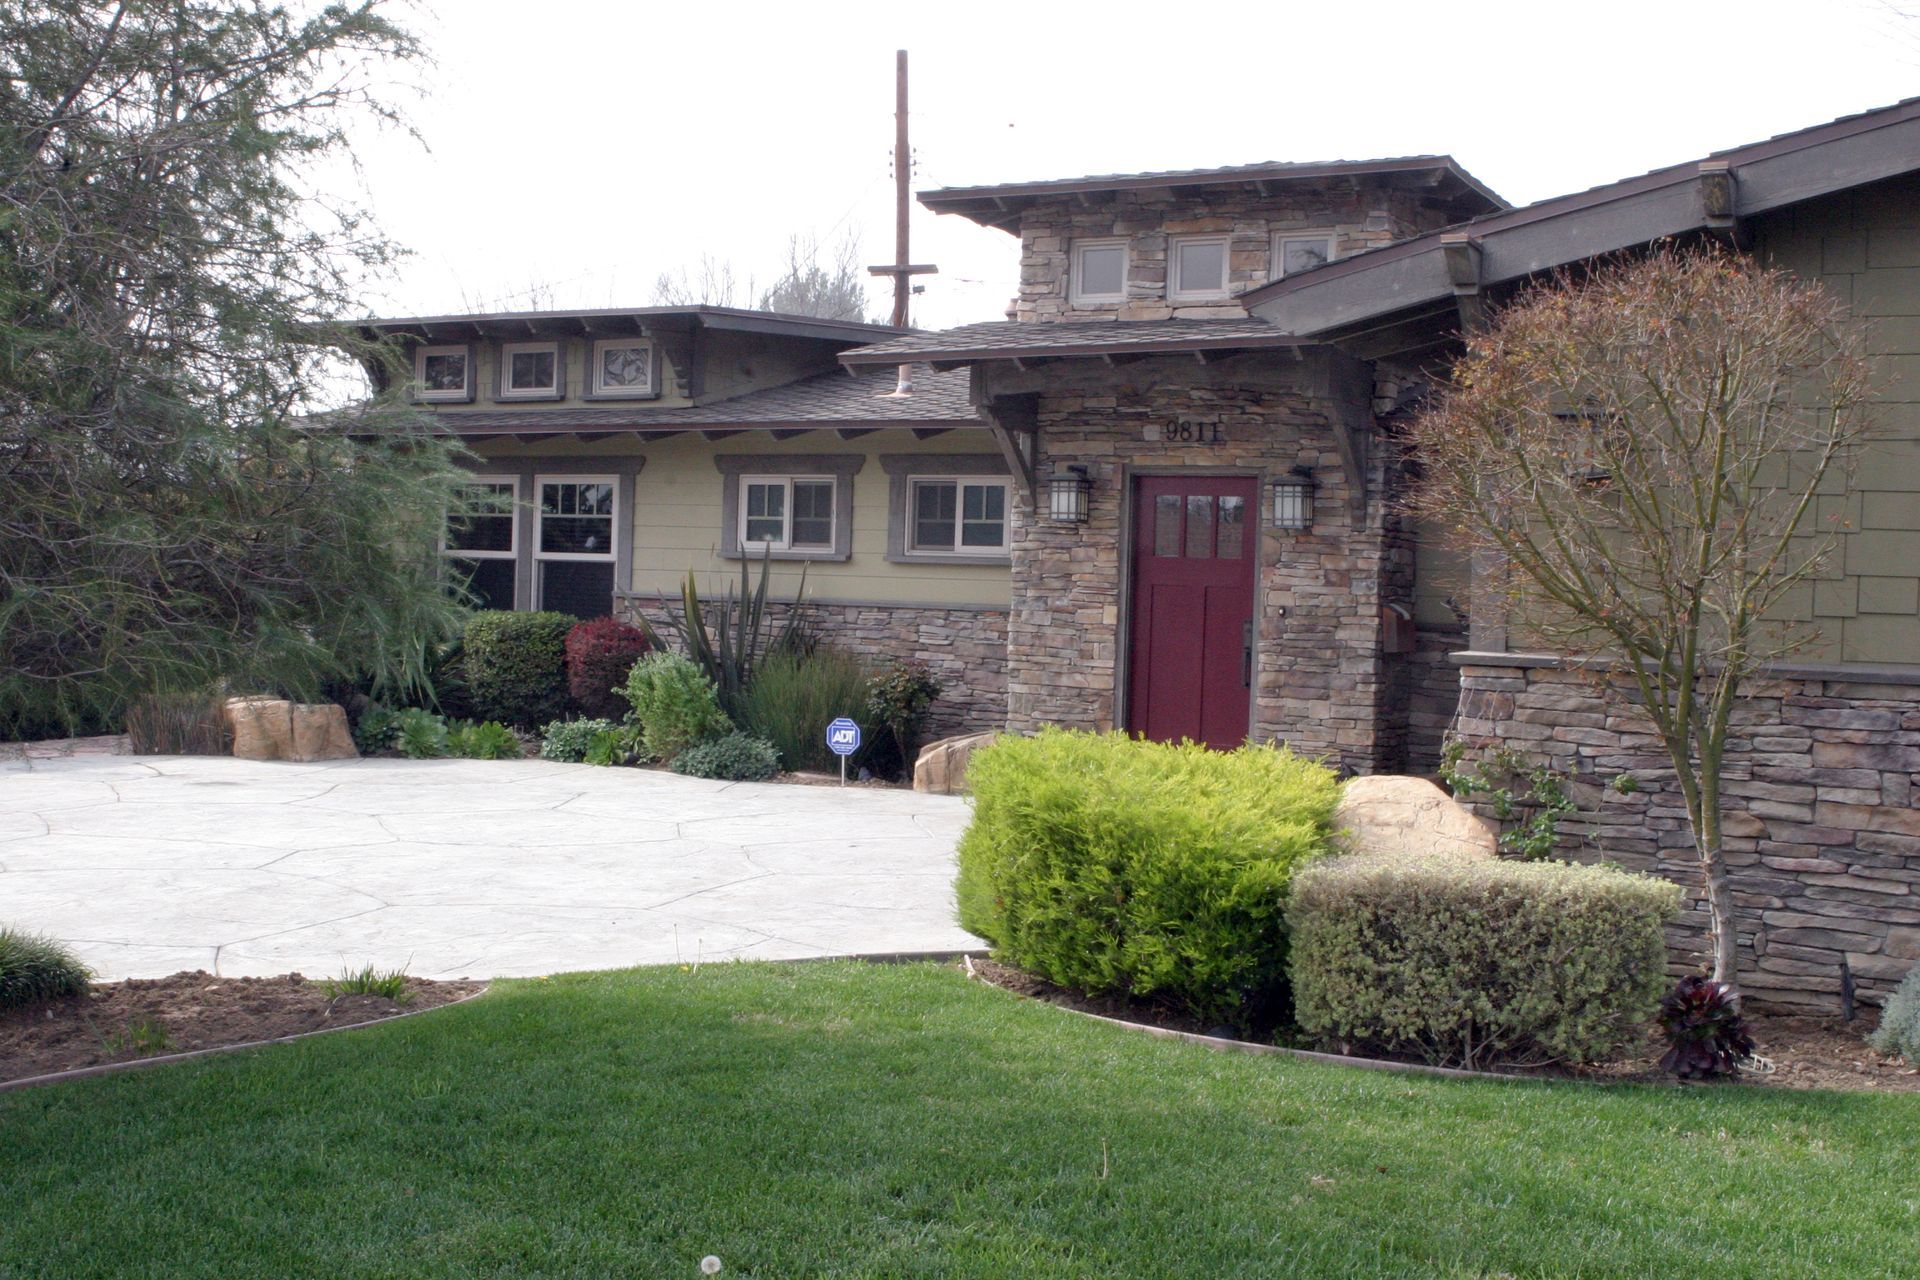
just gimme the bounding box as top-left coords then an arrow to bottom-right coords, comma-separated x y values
869,49 -> 937,381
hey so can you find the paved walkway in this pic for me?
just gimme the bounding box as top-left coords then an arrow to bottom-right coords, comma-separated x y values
0,755 -> 982,980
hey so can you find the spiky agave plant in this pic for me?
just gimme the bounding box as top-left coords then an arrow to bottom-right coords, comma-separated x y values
1657,975 -> 1756,1080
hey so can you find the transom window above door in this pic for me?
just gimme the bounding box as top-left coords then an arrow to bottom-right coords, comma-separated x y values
1069,239 -> 1129,305
1169,235 -> 1232,301
911,478 -> 1009,553
499,342 -> 561,399
740,476 -> 836,551
538,478 -> 616,557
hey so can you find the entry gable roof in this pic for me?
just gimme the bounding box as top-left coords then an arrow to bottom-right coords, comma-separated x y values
1240,95 -> 1920,339
919,157 -> 1508,232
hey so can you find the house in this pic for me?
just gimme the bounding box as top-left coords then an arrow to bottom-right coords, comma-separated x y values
365,97 -> 1920,1005
351,306 -> 1013,740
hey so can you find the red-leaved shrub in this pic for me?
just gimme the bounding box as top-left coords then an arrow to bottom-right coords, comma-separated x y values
565,617 -> 652,719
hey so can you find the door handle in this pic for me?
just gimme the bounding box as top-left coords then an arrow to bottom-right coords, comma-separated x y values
1242,620 -> 1253,688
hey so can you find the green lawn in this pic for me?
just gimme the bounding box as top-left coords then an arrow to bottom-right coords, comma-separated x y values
1,963 -> 1912,1279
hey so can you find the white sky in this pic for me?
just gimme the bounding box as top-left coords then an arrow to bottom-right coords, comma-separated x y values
341,0 -> 1920,331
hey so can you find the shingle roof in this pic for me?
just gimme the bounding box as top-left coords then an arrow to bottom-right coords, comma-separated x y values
839,319 -> 1305,367
408,366 -> 979,437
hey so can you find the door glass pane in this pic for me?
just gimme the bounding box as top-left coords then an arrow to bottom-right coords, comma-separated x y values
1153,493 -> 1182,557
1217,495 -> 1246,559
790,480 -> 834,548
539,559 -> 614,619
1185,494 -> 1214,558
914,482 -> 957,549
449,556 -> 516,611
540,482 -> 614,555
446,482 -> 514,553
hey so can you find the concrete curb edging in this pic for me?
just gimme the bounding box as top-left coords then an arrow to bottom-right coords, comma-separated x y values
0,985 -> 492,1095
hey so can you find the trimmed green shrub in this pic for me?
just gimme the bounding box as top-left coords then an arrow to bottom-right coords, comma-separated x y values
0,927 -> 92,1010
620,652 -> 731,761
540,717 -> 620,763
447,720 -> 521,760
584,723 -> 648,767
1869,965 -> 1920,1064
461,610 -> 573,729
737,646 -> 871,773
956,729 -> 1340,1026
565,617 -> 652,720
1287,855 -> 1682,1068
391,707 -> 449,758
671,732 -> 781,781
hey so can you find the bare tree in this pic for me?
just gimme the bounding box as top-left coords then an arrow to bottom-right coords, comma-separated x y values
651,233 -> 879,322
1404,245 -> 1877,986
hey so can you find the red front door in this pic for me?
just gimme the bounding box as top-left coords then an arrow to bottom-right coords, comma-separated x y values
1126,475 -> 1258,750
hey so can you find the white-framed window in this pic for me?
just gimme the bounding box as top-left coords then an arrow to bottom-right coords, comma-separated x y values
910,477 -> 1010,554
414,344 -> 472,401
1069,238 -> 1129,305
499,342 -> 561,398
738,475 -> 836,552
1169,235 -> 1232,301
591,338 -> 655,397
442,476 -> 518,611
536,476 -> 617,560
1272,232 -> 1337,278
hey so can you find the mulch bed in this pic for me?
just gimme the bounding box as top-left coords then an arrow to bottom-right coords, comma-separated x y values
0,971 -> 484,1085
966,957 -> 1920,1093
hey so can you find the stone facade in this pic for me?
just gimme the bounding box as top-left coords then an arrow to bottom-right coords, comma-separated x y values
1406,626 -> 1467,773
1005,369 -> 1409,774
620,596 -> 1007,740
1451,659 -> 1920,1009
1012,187 -> 1460,323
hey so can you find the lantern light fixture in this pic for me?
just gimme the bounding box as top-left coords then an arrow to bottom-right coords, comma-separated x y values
1270,468 -> 1315,531
1048,464 -> 1091,524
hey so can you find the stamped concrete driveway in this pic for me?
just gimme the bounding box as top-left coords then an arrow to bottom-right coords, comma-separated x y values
0,755 -> 983,981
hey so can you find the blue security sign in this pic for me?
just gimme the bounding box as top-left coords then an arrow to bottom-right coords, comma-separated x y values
826,717 -> 862,757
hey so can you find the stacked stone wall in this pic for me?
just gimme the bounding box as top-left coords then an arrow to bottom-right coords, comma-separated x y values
620,597 -> 1008,741
1452,660 -> 1920,1009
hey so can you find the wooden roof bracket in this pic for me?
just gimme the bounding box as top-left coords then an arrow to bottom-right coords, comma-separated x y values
1440,232 -> 1488,333
1308,347 -> 1374,524
970,365 -> 1038,507
1698,160 -> 1748,247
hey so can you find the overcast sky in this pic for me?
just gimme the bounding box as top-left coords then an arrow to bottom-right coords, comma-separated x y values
342,0 -> 1920,330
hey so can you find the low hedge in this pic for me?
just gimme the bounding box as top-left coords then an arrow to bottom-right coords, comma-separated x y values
1287,855 -> 1681,1068
461,611 -> 573,728
956,729 -> 1340,1026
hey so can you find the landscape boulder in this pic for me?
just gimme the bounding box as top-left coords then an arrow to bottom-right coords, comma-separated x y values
224,697 -> 358,762
1332,775 -> 1496,862
912,731 -> 998,795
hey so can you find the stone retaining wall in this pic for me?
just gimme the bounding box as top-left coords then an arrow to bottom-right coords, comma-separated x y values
620,596 -> 1008,740
1451,660 -> 1920,1009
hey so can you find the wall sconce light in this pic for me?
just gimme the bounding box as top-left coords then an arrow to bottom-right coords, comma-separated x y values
1048,464 -> 1091,524
1270,468 -> 1315,531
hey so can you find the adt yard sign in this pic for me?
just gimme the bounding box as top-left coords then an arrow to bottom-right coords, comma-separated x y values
827,717 -> 861,784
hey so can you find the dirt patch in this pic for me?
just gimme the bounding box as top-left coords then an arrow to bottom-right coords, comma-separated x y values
0,971 -> 484,1084
966,958 -> 1920,1093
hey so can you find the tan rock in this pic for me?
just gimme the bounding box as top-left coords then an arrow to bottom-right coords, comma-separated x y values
1333,775 -> 1497,862
913,731 -> 999,795
290,703 -> 358,762
224,696 -> 293,761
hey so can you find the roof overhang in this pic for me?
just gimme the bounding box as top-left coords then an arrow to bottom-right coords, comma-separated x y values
353,305 -> 908,346
1242,97 -> 1920,343
920,156 -> 1508,232
840,327 -> 1311,372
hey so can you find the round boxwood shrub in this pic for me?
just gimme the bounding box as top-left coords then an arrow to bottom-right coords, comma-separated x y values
565,617 -> 652,720
460,610 -> 574,729
671,731 -> 780,781
1287,854 -> 1682,1068
956,728 -> 1340,1027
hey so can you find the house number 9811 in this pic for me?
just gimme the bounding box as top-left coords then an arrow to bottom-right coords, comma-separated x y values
1149,421 -> 1225,444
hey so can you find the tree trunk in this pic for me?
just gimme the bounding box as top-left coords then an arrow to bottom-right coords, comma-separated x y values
1700,843 -> 1739,986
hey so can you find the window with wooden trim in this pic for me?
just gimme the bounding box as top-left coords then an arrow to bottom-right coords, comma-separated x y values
910,478 -> 1010,553
1169,235 -> 1231,301
1069,238 -> 1128,305
591,339 -> 655,397
499,342 -> 561,398
739,475 -> 836,551
443,477 -> 518,611
414,344 -> 471,401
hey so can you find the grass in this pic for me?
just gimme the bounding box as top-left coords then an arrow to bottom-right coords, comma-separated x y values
0,961 -> 1913,1278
